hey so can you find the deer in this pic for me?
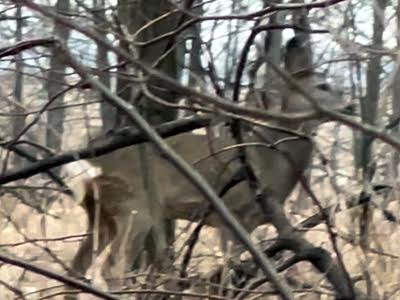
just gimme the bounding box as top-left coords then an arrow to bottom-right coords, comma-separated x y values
66,35 -> 345,297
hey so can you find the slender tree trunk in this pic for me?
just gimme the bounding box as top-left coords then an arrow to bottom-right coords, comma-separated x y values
290,5 -> 314,210
116,0 -> 179,126
358,1 -> 387,297
391,2 -> 400,178
187,2 -> 204,89
114,0 -> 184,273
46,0 -> 70,152
93,0 -> 114,131
12,5 -> 25,167
359,0 -> 387,178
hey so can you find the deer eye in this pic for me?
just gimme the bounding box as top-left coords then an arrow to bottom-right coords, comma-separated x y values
316,83 -> 331,91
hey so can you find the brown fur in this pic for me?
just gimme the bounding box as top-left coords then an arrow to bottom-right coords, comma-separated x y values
68,37 -> 345,295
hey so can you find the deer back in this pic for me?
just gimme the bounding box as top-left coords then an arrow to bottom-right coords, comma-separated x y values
85,131 -> 248,224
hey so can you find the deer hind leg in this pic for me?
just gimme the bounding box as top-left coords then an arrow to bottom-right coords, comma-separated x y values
102,211 -> 156,290
64,236 -> 95,300
66,178 -> 118,299
65,228 -> 114,300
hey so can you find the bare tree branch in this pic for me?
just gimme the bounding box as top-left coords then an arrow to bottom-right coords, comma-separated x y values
0,253 -> 118,300
0,115 -> 212,185
48,36 -> 296,299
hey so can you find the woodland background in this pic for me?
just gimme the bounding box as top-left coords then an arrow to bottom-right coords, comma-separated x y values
0,0 -> 399,299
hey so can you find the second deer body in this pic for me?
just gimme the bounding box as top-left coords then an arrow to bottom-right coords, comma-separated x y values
69,37 -> 345,292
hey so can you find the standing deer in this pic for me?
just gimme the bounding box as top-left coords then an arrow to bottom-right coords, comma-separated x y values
67,36 -> 344,296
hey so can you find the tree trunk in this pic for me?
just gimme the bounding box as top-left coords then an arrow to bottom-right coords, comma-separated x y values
46,0 -> 70,152
391,2 -> 400,177
116,0 -> 179,126
12,5 -> 25,167
114,0 -> 184,272
358,2 -> 387,296
359,0 -> 387,178
94,0 -> 114,131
